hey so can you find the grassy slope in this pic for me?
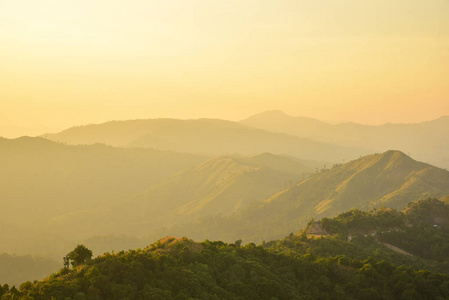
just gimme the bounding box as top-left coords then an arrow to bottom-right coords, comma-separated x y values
110,154 -> 311,235
168,151 -> 449,243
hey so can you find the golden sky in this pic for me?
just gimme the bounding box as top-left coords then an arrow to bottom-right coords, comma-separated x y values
1,0 -> 448,137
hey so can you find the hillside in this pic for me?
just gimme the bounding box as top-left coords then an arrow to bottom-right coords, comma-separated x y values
111,154 -> 311,235
299,199 -> 449,268
0,254 -> 60,287
270,198 -> 449,273
42,118 -> 369,162
0,138 -> 314,259
241,111 -> 449,169
442,195 -> 449,205
277,150 -> 449,213
4,201 -> 449,299
167,151 -> 449,243
0,137 -> 205,257
0,137 -> 205,213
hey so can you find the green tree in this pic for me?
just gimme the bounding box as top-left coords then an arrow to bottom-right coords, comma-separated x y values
64,245 -> 93,268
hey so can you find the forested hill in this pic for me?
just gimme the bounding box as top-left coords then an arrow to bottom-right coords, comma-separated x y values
293,198 -> 449,268
42,118 -> 369,161
2,199 -> 449,300
167,151 -> 449,243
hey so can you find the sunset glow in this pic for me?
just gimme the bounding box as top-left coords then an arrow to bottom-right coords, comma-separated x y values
1,0 -> 448,136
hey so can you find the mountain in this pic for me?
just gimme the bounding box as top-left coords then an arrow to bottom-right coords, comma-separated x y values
0,137 -> 314,258
272,150 -> 449,213
42,118 -> 369,162
5,200 -> 449,300
27,153 -> 311,256
241,111 -> 449,169
241,110 -> 332,137
111,154 -> 311,235
0,254 -> 60,287
168,151 -> 449,243
0,124 -> 60,139
0,136 -> 205,220
0,137 -> 205,256
6,141 -> 446,258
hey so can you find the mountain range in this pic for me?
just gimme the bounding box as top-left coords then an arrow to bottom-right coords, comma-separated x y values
168,150 -> 449,243
241,110 -> 449,169
2,114 -> 449,287
0,137 -> 311,258
111,153 -> 311,236
42,118 -> 368,162
2,135 -> 448,257
0,137 -> 205,256
41,112 -> 449,169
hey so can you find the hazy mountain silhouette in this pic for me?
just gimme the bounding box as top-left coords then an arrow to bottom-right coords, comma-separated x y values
169,151 -> 449,243
3,136 -> 448,273
241,110 -> 331,135
241,111 -> 449,169
111,154 -> 311,235
42,118 -> 370,162
0,254 -> 60,287
0,137 -> 205,256
0,137 -> 312,259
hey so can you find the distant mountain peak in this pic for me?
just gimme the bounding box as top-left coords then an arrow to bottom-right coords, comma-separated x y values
266,149 -> 449,216
241,110 -> 333,135
254,110 -> 291,117
372,150 -> 409,161
242,110 -> 324,123
0,135 -> 61,148
364,150 -> 417,170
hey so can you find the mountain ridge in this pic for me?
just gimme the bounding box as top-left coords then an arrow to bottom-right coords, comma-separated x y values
241,110 -> 449,127
241,111 -> 449,169
168,150 -> 449,243
112,154 -> 311,236
42,118 -> 370,162
0,136 -> 206,257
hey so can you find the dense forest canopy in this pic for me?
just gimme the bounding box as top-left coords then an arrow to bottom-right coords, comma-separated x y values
1,199 -> 449,299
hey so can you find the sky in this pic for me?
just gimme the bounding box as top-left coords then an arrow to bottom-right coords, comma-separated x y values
1,0 -> 448,137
